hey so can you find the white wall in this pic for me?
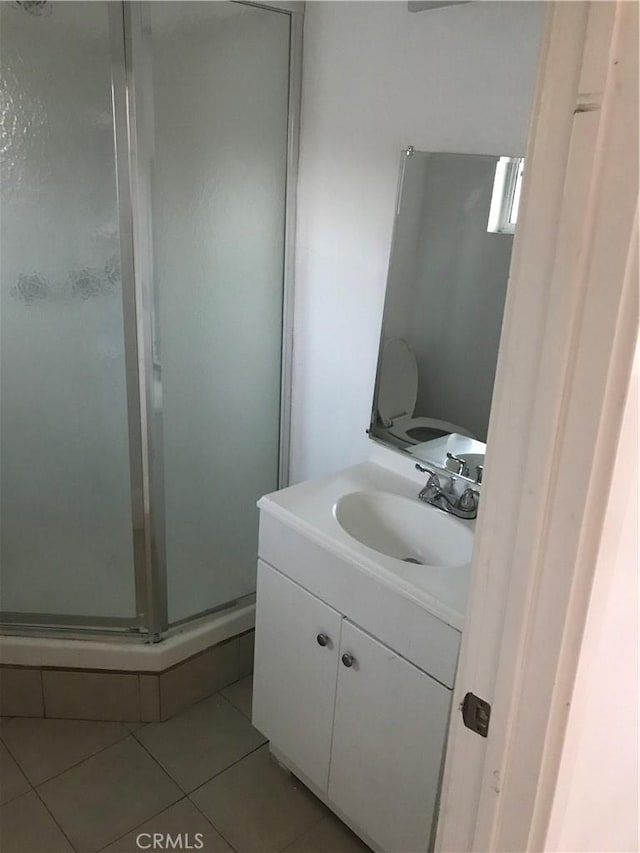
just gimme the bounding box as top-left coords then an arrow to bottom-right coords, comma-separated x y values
544,346 -> 639,853
290,0 -> 545,482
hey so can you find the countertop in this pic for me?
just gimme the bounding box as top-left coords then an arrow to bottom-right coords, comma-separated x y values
258,455 -> 474,631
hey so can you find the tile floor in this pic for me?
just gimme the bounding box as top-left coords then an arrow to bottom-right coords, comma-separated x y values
0,675 -> 371,853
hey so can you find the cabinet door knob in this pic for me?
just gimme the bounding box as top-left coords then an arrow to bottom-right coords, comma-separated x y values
316,633 -> 329,647
341,653 -> 355,668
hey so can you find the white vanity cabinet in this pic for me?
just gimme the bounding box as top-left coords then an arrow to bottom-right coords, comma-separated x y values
329,620 -> 451,853
253,559 -> 453,853
252,559 -> 342,792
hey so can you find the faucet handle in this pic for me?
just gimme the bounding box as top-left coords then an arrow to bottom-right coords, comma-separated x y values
447,452 -> 472,478
418,469 -> 441,501
475,465 -> 484,485
415,464 -> 441,485
457,488 -> 480,512
424,471 -> 441,489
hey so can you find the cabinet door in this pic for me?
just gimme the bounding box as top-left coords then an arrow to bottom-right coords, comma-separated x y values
252,560 -> 342,792
329,621 -> 452,853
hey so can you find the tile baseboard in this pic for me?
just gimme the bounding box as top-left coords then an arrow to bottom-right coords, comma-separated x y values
0,630 -> 255,723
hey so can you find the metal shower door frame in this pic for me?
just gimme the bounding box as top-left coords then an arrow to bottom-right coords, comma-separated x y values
120,0 -> 303,638
0,3 -> 143,637
119,1 -> 168,641
0,0 -> 302,641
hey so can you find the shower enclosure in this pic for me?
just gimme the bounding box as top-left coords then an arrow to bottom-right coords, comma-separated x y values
0,1 -> 301,642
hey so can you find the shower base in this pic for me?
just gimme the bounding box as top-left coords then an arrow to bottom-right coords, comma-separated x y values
0,602 -> 255,722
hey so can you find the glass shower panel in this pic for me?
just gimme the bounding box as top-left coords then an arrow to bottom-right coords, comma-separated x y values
145,3 -> 290,623
0,3 -> 137,619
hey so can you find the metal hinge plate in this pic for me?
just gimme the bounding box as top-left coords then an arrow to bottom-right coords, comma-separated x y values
461,691 -> 491,737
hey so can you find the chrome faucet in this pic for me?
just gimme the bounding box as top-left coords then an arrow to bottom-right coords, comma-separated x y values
418,470 -> 480,520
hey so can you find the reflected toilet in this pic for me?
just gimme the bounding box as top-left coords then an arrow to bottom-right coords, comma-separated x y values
377,338 -> 475,445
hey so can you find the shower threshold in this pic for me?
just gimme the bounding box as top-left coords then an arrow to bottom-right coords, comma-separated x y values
0,598 -> 255,672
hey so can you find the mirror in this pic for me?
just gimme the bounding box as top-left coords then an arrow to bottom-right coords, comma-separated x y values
369,148 -> 522,481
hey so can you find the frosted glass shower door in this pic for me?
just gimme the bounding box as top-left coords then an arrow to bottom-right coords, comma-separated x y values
143,3 -> 291,623
0,3 -> 137,620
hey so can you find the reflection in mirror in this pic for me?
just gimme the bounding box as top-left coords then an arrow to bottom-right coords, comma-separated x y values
369,149 -> 521,481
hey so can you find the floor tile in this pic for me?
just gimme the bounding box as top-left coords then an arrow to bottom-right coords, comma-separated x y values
191,744 -> 326,853
38,736 -> 182,852
136,693 -> 265,792
221,675 -> 253,720
103,798 -> 233,852
284,814 -> 373,853
0,790 -> 73,852
0,717 -> 129,785
0,741 -> 31,805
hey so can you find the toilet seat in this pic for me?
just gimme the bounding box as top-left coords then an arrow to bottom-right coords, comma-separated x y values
377,338 -> 475,444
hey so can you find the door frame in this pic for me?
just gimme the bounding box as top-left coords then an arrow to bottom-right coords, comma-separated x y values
436,2 -> 638,850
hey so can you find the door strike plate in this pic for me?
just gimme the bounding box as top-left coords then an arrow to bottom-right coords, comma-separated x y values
461,692 -> 491,737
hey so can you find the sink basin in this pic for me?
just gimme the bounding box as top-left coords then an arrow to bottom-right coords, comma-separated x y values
444,452 -> 485,476
334,491 -> 473,568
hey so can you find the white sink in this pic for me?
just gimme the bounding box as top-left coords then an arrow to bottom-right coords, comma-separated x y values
334,490 -> 473,568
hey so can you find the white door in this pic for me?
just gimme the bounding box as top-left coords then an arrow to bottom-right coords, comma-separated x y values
437,3 -> 639,850
329,621 -> 452,853
252,560 -> 342,791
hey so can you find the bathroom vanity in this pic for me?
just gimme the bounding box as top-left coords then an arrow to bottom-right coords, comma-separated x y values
251,143 -> 510,851
252,449 -> 475,853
